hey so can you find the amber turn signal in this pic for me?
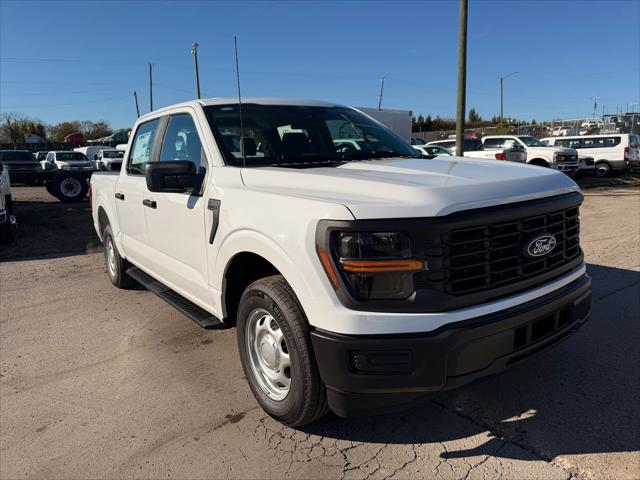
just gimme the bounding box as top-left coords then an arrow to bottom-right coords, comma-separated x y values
316,246 -> 341,289
339,259 -> 426,273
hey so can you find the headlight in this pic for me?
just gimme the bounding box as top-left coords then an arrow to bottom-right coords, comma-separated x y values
317,231 -> 425,300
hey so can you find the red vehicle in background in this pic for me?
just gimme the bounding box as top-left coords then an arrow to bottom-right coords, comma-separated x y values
64,132 -> 84,143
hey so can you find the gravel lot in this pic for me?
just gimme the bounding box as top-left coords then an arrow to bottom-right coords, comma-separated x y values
1,185 -> 639,480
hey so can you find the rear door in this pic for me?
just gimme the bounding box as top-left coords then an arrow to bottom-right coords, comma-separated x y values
116,118 -> 161,265
142,111 -> 212,306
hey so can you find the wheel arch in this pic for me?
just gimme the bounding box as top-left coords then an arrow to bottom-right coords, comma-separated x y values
215,231 -> 314,326
529,158 -> 549,167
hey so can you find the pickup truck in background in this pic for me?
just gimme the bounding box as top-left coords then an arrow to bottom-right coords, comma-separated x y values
96,148 -> 125,171
0,161 -> 17,243
461,135 -> 580,175
91,98 -> 591,426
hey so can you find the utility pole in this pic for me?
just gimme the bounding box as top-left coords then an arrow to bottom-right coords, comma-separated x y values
377,77 -> 385,110
592,96 -> 599,119
500,72 -> 518,124
149,63 -> 154,112
192,42 -> 201,99
133,91 -> 140,118
455,0 -> 468,157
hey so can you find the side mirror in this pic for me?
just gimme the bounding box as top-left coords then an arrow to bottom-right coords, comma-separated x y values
145,161 -> 204,193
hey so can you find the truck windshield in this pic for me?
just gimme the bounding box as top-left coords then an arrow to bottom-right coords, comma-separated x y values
102,150 -> 123,158
518,136 -> 545,147
204,104 -> 419,167
57,152 -> 87,161
0,151 -> 36,162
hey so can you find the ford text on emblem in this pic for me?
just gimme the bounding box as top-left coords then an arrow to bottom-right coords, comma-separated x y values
525,234 -> 557,258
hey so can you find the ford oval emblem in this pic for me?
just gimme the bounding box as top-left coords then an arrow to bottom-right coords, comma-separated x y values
524,234 -> 557,258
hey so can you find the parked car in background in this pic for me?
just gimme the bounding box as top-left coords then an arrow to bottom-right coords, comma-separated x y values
0,161 -> 16,243
576,156 -> 595,177
45,151 -> 94,172
412,144 -> 452,157
467,135 -> 579,174
96,148 -> 125,171
91,98 -> 591,426
75,146 -> 106,164
426,138 -> 484,153
541,134 -> 640,177
411,138 -> 427,145
0,150 -> 43,185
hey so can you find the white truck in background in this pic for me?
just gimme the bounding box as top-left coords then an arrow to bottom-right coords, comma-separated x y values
91,98 -> 591,426
0,161 -> 16,243
462,135 -> 580,174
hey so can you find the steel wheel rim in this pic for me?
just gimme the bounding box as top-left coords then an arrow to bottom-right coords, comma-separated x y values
246,308 -> 291,401
60,178 -> 82,197
106,237 -> 117,278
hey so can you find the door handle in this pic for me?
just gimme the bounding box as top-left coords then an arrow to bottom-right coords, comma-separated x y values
115,192 -> 125,200
142,199 -> 157,209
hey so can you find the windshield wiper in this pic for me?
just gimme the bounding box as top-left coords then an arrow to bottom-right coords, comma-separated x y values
340,151 -> 420,160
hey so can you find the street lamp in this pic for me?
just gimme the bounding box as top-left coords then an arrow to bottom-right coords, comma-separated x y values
192,42 -> 201,99
500,71 -> 518,124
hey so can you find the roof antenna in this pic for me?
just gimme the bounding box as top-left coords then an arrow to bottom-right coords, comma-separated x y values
234,35 -> 246,169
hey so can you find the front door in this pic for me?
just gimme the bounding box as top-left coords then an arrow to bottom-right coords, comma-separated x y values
116,118 -> 161,267
142,112 -> 212,307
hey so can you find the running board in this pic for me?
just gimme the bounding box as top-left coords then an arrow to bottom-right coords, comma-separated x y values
126,267 -> 228,330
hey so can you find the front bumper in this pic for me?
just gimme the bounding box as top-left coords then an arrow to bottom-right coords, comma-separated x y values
555,163 -> 579,173
311,273 -> 591,417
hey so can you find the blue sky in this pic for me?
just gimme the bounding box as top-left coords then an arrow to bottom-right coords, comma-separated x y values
1,0 -> 639,129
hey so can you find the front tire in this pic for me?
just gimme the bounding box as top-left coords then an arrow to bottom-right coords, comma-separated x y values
595,161 -> 611,178
102,224 -> 132,288
236,275 -> 328,427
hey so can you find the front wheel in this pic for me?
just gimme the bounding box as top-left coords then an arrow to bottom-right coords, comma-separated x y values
595,162 -> 611,178
236,275 -> 328,427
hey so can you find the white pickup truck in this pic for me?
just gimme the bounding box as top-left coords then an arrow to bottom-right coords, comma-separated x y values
91,98 -> 591,426
461,135 -> 580,174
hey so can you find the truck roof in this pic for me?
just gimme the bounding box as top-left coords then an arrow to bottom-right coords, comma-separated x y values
136,98 -> 346,122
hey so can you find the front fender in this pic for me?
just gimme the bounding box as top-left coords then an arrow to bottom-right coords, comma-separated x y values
212,229 -> 314,318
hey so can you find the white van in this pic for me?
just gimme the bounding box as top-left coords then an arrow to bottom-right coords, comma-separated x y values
541,134 -> 639,177
74,146 -> 106,165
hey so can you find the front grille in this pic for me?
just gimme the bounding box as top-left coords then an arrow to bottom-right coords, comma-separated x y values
415,204 -> 581,297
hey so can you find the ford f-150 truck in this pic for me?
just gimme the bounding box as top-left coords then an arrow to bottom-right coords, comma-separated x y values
91,98 -> 591,426
456,135 -> 580,174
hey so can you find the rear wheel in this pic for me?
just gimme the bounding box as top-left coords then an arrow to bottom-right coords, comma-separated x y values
595,161 -> 611,178
102,224 -> 132,289
529,158 -> 549,168
236,275 -> 328,426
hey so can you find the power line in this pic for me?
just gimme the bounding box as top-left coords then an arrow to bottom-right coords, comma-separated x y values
0,94 -> 132,109
0,84 -> 144,96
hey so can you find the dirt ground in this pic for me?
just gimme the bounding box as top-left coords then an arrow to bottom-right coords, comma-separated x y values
1,185 -> 639,480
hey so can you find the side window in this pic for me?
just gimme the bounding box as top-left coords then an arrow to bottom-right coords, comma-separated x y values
46,152 -> 54,162
483,138 -> 503,149
502,138 -> 517,148
160,114 -> 205,169
568,139 -> 582,148
128,119 -> 160,175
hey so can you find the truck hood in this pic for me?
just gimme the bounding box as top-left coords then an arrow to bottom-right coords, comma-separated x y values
241,157 -> 580,219
528,146 -> 578,155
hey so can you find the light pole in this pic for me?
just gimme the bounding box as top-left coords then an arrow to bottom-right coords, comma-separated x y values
455,0 -> 468,157
192,42 -> 201,99
500,71 -> 518,124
